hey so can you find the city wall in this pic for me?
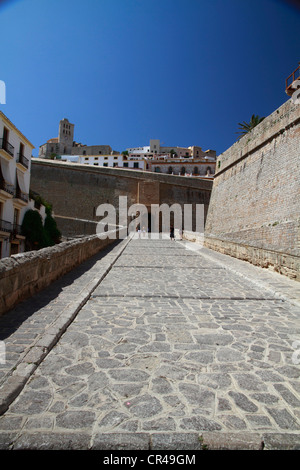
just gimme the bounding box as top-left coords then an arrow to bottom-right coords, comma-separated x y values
204,98 -> 300,280
30,161 -> 212,237
0,232 -> 120,316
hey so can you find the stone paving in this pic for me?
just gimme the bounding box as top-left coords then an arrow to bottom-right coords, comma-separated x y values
0,236 -> 299,450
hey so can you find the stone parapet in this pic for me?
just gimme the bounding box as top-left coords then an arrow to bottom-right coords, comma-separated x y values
0,232 -> 120,316
204,235 -> 300,281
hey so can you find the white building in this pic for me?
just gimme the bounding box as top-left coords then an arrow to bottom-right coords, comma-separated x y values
127,139 -> 216,176
58,154 -> 146,170
127,139 -> 216,160
0,111 -> 35,258
53,138 -> 216,176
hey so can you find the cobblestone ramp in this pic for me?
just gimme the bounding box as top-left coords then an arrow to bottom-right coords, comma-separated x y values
0,236 -> 299,450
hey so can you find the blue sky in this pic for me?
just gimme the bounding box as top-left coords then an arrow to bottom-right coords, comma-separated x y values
0,0 -> 299,156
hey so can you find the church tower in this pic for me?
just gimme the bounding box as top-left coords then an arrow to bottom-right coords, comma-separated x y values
58,118 -> 74,149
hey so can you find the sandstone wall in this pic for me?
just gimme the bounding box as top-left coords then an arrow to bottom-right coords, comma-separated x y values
204,98 -> 300,280
30,161 -> 212,237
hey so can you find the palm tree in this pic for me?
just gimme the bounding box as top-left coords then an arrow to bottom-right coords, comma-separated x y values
236,114 -> 265,140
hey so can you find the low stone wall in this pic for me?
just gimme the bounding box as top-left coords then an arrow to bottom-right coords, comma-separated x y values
204,235 -> 299,281
180,230 -> 204,245
0,232 -> 119,316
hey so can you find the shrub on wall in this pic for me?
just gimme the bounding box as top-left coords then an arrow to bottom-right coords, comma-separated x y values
44,207 -> 61,245
21,210 -> 47,250
22,192 -> 61,250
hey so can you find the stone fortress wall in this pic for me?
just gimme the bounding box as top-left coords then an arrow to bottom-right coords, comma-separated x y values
30,160 -> 213,238
204,98 -> 300,280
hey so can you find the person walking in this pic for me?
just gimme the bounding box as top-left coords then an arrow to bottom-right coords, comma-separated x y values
170,226 -> 175,241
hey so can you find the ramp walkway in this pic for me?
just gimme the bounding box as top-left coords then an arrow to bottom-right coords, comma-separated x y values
0,235 -> 299,450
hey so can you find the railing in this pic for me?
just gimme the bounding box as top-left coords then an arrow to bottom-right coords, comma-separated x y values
0,179 -> 14,195
0,219 -> 12,233
15,188 -> 29,203
0,138 -> 14,157
286,64 -> 300,95
17,153 -> 29,169
13,224 -> 22,236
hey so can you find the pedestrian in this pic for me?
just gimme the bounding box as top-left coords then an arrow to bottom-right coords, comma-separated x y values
170,226 -> 175,241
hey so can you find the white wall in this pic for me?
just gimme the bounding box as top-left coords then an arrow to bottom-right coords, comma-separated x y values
0,112 -> 34,258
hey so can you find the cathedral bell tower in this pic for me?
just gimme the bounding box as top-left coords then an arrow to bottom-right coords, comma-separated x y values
58,118 -> 74,151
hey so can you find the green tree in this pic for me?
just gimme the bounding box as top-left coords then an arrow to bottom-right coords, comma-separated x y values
21,210 -> 47,250
44,206 -> 61,245
22,192 -> 61,250
236,114 -> 265,140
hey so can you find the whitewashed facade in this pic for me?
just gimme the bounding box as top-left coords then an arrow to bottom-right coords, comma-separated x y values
0,111 -> 34,258
58,154 -> 146,170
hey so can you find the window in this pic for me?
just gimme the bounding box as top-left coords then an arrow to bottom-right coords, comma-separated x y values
10,243 -> 19,255
83,151 -> 86,155
133,162 -> 139,168
103,163 -> 108,167
13,208 -> 20,226
123,162 -> 128,167
3,127 -> 9,143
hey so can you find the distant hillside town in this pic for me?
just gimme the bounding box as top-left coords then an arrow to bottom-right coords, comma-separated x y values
38,118 -> 216,178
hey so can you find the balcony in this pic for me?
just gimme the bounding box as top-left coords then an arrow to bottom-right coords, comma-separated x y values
12,223 -> 25,239
0,179 -> 14,198
286,64 -> 300,96
0,138 -> 14,160
13,188 -> 29,207
0,218 -> 12,234
16,153 -> 29,170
